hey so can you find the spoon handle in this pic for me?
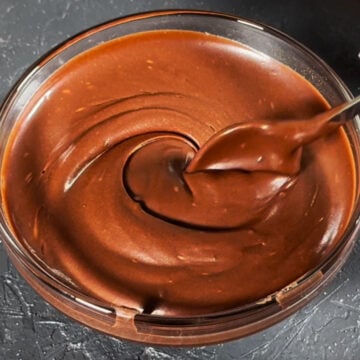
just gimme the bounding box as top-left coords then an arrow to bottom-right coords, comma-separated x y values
326,95 -> 360,123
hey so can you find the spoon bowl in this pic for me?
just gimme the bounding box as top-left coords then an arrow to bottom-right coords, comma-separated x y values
187,95 -> 360,175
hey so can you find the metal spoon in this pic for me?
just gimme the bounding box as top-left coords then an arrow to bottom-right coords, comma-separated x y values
187,95 -> 360,175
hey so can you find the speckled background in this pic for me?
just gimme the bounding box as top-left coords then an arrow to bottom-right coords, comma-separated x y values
0,1 -> 359,359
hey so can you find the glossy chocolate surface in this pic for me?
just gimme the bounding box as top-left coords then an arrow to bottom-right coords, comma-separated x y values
2,30 -> 355,316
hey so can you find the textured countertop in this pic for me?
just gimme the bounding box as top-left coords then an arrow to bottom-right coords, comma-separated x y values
0,1 -> 359,359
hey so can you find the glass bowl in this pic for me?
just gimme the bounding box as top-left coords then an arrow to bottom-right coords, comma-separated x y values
0,10 -> 359,346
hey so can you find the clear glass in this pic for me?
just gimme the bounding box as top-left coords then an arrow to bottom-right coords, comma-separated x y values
0,10 -> 359,346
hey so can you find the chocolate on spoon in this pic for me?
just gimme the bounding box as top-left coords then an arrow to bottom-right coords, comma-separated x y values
187,95 -> 360,175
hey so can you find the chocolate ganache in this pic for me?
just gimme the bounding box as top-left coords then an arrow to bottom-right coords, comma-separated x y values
2,30 -> 355,316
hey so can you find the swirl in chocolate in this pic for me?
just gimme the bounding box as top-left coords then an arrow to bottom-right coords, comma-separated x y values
2,30 -> 355,316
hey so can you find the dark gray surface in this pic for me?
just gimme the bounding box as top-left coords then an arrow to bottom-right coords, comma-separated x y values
0,1 -> 359,359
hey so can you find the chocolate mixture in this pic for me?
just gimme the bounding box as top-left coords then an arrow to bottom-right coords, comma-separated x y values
2,30 -> 355,316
